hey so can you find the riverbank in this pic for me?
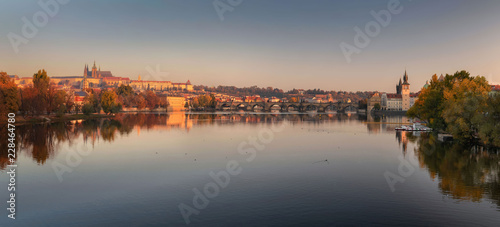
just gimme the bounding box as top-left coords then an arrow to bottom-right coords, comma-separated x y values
12,114 -> 114,125
370,110 -> 407,115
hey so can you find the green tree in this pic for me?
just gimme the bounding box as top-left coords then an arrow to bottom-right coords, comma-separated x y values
373,103 -> 381,110
209,94 -> 217,108
100,90 -> 120,114
441,75 -> 490,141
33,69 -> 50,92
82,103 -> 94,115
117,85 -> 134,96
0,72 -> 20,122
475,95 -> 500,147
32,69 -> 51,114
408,70 -> 497,146
52,90 -> 67,114
74,104 -> 81,114
84,92 -> 101,114
408,74 -> 445,128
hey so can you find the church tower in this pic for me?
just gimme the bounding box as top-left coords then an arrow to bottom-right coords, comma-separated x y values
83,64 -> 88,78
81,64 -> 89,90
396,78 -> 402,95
91,61 -> 97,78
402,70 -> 410,111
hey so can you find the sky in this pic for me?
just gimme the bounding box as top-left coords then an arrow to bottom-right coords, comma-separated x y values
1,0 -> 500,92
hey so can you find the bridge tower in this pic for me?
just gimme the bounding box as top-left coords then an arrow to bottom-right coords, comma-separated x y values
402,70 -> 410,111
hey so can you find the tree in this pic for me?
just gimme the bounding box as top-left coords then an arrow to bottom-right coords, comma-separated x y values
74,104 -> 81,115
100,90 -> 120,114
158,96 -> 169,108
476,95 -> 500,147
65,92 -> 75,113
32,69 -> 51,114
135,95 -> 146,110
82,103 -> 94,115
358,99 -> 368,109
144,91 -> 159,110
408,70 -> 497,146
33,69 -> 50,92
51,90 -> 67,115
441,75 -> 490,141
0,72 -> 20,122
209,94 -> 217,108
117,85 -> 133,96
373,103 -> 381,110
19,86 -> 39,116
84,92 -> 101,114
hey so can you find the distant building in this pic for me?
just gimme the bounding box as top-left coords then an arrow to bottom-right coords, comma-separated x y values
74,91 -> 88,105
12,61 -> 193,92
370,70 -> 418,111
367,93 -> 381,112
167,97 -> 187,111
490,85 -> 500,97
128,76 -> 193,91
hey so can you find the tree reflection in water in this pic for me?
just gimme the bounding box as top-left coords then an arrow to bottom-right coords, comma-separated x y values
413,132 -> 500,207
0,113 -> 357,169
2,113 -> 498,208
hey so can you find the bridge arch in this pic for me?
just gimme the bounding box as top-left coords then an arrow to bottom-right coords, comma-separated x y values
251,103 -> 265,112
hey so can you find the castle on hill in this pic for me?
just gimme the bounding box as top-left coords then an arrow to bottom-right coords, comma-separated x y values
12,61 -> 193,92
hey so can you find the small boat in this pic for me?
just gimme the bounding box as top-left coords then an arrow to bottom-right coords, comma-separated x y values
395,123 -> 432,131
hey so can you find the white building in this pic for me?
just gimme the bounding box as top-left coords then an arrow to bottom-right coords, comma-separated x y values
378,71 -> 419,111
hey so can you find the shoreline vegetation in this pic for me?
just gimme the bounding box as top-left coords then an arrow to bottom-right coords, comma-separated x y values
407,70 -> 500,148
11,113 -> 114,125
2,69 -> 498,148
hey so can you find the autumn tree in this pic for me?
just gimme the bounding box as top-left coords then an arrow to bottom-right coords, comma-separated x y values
19,86 -> 39,116
144,91 -> 159,110
100,90 -> 121,114
135,94 -> 146,110
407,74 -> 446,128
53,90 -> 67,116
83,92 -> 101,114
65,92 -> 75,113
32,69 -> 51,114
441,75 -> 490,141
475,95 -> 500,147
408,70 -> 496,146
117,84 -> 133,96
0,72 -> 20,122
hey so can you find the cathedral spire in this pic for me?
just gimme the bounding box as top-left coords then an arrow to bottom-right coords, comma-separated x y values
403,70 -> 409,85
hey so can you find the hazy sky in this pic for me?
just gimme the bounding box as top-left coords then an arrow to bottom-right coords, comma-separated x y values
1,0 -> 499,92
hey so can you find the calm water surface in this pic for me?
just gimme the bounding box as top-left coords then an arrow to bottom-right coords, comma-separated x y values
1,113 -> 499,226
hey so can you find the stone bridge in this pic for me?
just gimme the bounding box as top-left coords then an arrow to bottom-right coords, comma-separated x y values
216,102 -> 358,113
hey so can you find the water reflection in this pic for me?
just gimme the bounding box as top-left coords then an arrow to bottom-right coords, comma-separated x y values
1,113 -> 362,169
2,113 -> 499,209
413,133 -> 500,206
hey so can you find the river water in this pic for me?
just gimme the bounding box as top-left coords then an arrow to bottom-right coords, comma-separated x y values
0,113 -> 499,226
